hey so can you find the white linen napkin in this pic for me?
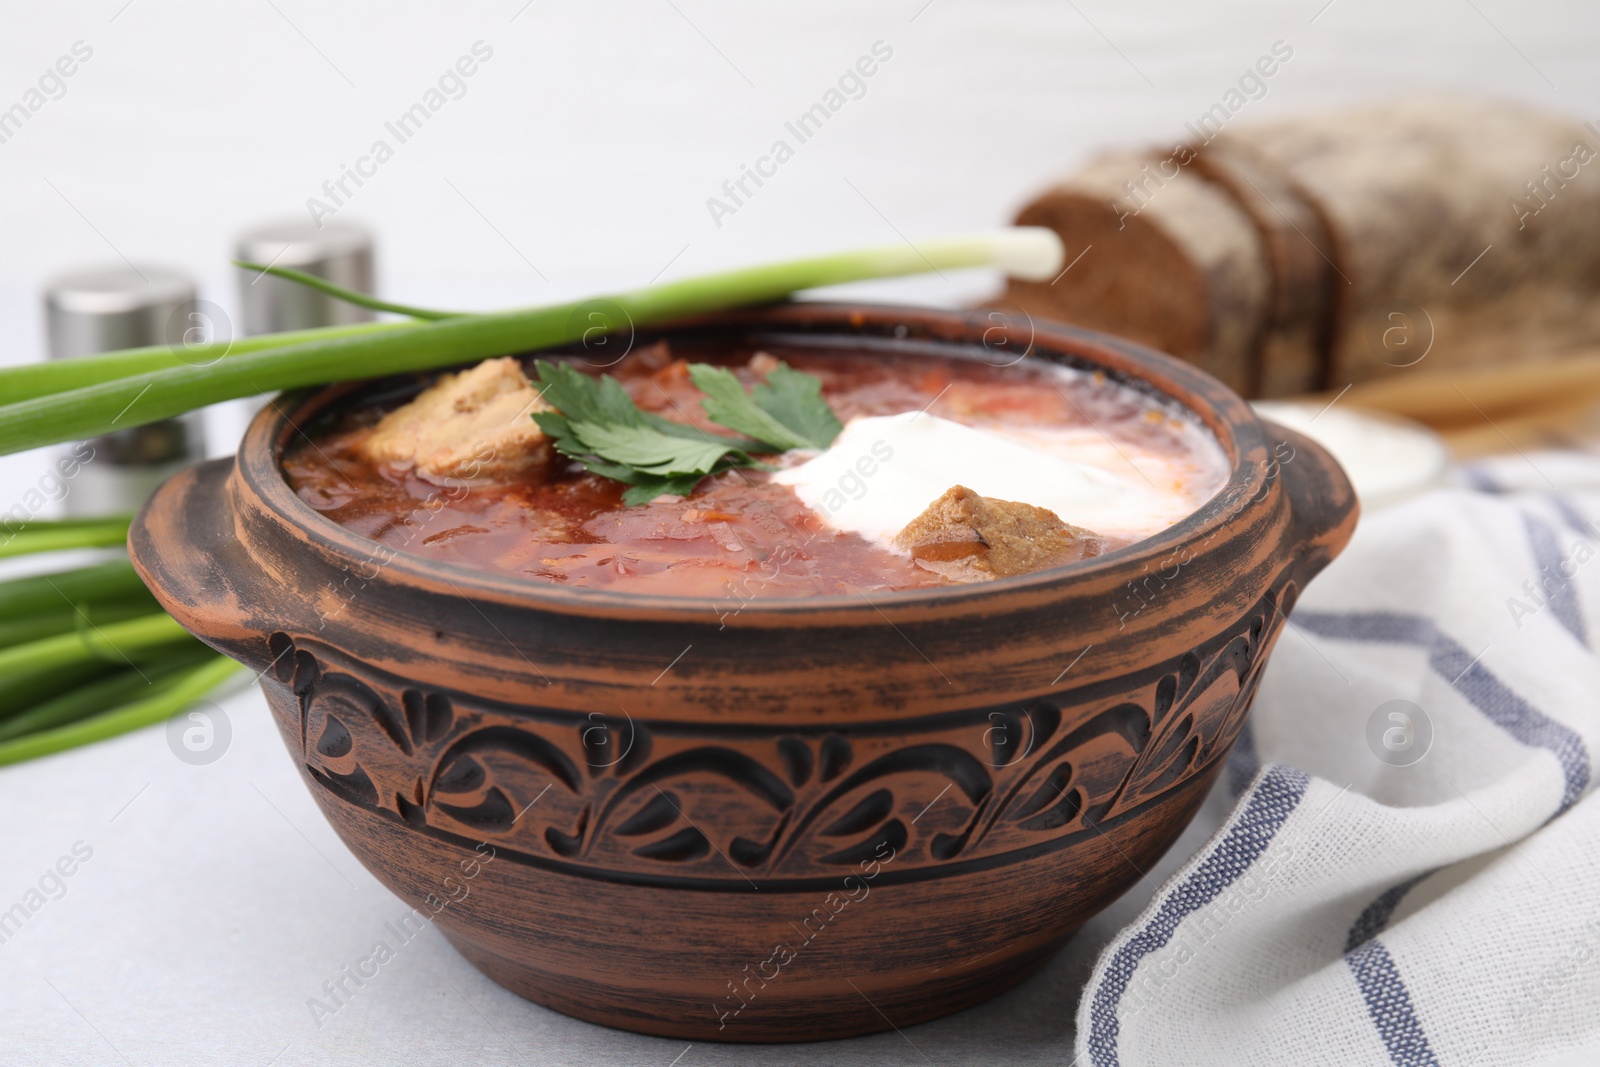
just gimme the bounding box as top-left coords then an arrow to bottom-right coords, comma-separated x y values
1074,453 -> 1600,1067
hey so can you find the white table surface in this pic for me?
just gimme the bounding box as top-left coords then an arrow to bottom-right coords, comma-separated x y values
3,2 -> 1599,1063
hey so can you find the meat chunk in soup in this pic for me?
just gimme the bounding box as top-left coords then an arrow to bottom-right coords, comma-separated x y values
894,485 -> 1104,583
362,357 -> 554,481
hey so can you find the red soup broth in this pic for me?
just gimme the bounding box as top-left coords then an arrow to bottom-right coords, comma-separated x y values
281,342 -> 1227,598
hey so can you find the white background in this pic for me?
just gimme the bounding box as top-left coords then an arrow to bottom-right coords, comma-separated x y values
2,1 -> 1598,1064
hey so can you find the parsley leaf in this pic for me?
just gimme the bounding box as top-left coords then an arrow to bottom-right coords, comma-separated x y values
562,420 -> 739,476
751,362 -> 844,449
689,365 -> 811,451
528,357 -> 841,505
531,360 -> 759,502
533,360 -> 757,450
620,474 -> 704,506
689,361 -> 842,451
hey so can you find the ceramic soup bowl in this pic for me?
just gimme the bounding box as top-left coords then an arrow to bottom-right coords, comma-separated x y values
130,303 -> 1355,1042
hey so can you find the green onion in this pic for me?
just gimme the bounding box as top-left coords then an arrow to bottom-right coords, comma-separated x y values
234,261 -> 459,321
0,612 -> 202,715
0,550 -> 224,763
0,611 -> 194,674
0,655 -> 240,767
0,230 -> 1064,458
0,663 -> 120,719
0,647 -> 214,742
0,597 -> 165,649
0,559 -> 151,616
0,516 -> 133,558
0,515 -> 135,536
0,321 -> 417,405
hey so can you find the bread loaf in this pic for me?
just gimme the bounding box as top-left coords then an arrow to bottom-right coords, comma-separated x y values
1008,151 -> 1269,394
1005,98 -> 1600,397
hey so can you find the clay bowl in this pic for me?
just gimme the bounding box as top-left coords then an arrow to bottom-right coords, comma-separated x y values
130,303 -> 1355,1043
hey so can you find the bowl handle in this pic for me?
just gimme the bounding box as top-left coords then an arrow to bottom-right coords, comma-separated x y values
129,457 -> 278,673
1258,419 -> 1360,587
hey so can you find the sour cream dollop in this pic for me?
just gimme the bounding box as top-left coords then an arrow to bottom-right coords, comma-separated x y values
773,412 -> 1192,548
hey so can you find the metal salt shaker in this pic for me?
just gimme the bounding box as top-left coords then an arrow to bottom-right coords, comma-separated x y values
234,220 -> 375,335
43,266 -> 208,517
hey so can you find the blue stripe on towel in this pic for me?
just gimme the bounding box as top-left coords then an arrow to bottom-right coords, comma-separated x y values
1547,494 -> 1594,540
1523,514 -> 1587,645
1085,764 -> 1310,1067
1343,873 -> 1440,1065
1346,939 -> 1442,1067
1344,876 -> 1446,1067
1292,610 -> 1590,813
1460,466 -> 1504,493
1344,872 -> 1431,954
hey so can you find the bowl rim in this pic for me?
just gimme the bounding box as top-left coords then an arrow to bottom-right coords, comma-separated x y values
242,301 -> 1273,620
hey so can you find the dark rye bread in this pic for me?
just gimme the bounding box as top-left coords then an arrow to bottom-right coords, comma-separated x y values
1187,140 -> 1338,396
1006,98 -> 1600,397
1222,98 -> 1600,388
1007,152 -> 1269,395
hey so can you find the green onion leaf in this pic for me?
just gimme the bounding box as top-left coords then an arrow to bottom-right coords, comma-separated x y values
0,655 -> 240,767
0,560 -> 150,617
0,230 -> 1063,459
0,612 -> 202,715
234,261 -> 461,321
0,516 -> 133,559
0,597 -> 165,650
0,647 -> 214,742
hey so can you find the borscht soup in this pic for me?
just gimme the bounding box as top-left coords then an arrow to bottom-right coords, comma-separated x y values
282,338 -> 1227,598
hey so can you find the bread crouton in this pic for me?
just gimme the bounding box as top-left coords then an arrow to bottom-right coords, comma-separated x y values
893,485 -> 1103,583
362,357 -> 554,482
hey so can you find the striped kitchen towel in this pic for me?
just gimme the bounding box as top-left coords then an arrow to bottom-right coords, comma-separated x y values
1075,453 -> 1600,1067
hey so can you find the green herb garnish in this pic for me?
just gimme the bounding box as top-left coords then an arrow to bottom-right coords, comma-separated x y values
689,363 -> 843,452
530,358 -> 842,504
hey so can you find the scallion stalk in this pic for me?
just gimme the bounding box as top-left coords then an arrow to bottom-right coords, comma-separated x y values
0,228 -> 1066,764
0,321 -> 417,405
0,597 -> 165,650
0,655 -> 240,767
0,612 -> 202,714
0,647 -> 214,742
0,516 -> 133,559
0,611 -> 193,675
233,262 -> 458,321
0,559 -> 152,615
0,230 -> 1064,457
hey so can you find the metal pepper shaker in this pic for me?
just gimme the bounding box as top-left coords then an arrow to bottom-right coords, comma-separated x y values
234,220 -> 375,335
43,265 -> 208,517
